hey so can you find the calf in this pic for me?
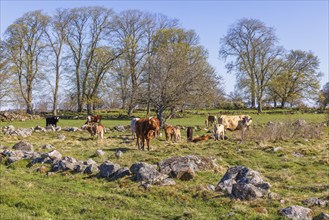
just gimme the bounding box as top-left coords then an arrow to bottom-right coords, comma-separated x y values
207,115 -> 217,127
173,126 -> 181,142
214,124 -> 225,141
46,116 -> 59,127
192,134 -> 212,143
165,125 -> 175,141
84,123 -> 105,141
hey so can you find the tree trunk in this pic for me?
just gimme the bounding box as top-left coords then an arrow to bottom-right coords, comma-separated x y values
156,106 -> 164,127
87,103 -> 92,115
251,74 -> 256,108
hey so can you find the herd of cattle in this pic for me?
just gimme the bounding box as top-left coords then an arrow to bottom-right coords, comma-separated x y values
45,114 -> 253,150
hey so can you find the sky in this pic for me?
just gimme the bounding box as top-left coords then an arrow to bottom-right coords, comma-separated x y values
1,0 -> 328,95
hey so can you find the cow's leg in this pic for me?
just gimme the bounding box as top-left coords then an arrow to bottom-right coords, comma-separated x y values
146,138 -> 150,151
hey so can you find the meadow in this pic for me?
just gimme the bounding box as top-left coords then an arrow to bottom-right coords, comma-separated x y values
0,110 -> 328,219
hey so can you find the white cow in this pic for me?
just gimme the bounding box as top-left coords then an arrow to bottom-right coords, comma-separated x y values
130,117 -> 140,139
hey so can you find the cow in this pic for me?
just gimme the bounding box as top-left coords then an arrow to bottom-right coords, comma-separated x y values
173,126 -> 181,142
214,124 -> 225,141
86,115 -> 102,124
218,115 -> 252,141
149,116 -> 161,137
46,116 -> 59,127
84,123 -> 105,141
130,117 -> 140,139
207,115 -> 217,127
135,117 -> 159,151
192,134 -> 212,143
165,125 -> 175,141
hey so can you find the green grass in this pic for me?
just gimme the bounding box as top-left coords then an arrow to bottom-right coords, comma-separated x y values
0,111 -> 328,219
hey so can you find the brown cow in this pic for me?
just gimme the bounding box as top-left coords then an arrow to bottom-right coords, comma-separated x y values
135,117 -> 159,151
192,134 -> 212,143
86,115 -> 102,124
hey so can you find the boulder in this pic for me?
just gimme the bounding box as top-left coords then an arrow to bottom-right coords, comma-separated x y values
40,144 -> 54,150
42,150 -> 62,161
52,156 -> 77,172
74,161 -> 87,173
279,205 -> 312,220
84,158 -> 97,165
98,161 -> 121,178
115,150 -> 123,159
45,125 -> 56,131
314,212 -> 329,220
302,197 -> 328,207
216,166 -> 271,200
84,164 -> 99,174
109,167 -> 131,181
158,155 -> 218,181
63,127 -> 79,132
13,141 -> 33,151
130,162 -> 175,185
34,125 -> 46,132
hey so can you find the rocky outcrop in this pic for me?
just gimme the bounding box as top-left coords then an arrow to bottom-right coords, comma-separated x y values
13,141 -> 33,151
158,155 -> 218,181
302,197 -> 328,207
216,166 -> 271,200
2,125 -> 33,137
279,205 -> 312,220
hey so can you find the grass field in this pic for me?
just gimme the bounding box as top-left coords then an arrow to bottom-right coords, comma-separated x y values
0,111 -> 328,219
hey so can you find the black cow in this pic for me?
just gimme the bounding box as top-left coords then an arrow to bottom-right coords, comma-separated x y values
46,116 -> 59,127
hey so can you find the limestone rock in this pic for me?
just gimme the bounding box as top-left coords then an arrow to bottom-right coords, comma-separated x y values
13,141 -> 33,151
279,205 -> 312,220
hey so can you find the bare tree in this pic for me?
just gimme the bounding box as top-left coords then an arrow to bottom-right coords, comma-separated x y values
112,10 -> 153,115
148,28 -> 222,124
4,11 -> 49,114
65,6 -> 114,112
0,40 -> 12,109
219,18 -> 281,112
44,8 -> 70,115
268,50 -> 321,108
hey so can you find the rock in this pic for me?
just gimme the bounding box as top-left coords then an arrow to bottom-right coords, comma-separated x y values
279,205 -> 312,220
94,150 -> 105,157
314,212 -> 329,220
84,158 -> 97,165
13,141 -> 33,151
115,125 -> 125,132
98,161 -> 121,178
34,125 -> 46,132
115,150 -> 123,159
57,134 -> 66,140
293,152 -> 304,157
63,127 -> 79,132
45,125 -> 56,131
109,167 -> 131,181
40,144 -> 54,150
55,126 -> 61,132
158,155 -> 218,181
268,192 -> 281,200
294,119 -> 307,127
273,147 -> 282,152
74,161 -> 87,173
84,164 -> 99,174
6,156 -> 23,165
302,197 -> 328,207
52,156 -> 77,172
216,166 -> 271,200
130,162 -> 173,185
42,150 -> 62,161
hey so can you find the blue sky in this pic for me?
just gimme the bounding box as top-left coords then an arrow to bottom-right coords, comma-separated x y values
1,0 -> 328,94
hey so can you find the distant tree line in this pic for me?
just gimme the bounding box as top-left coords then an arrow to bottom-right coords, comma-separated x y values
0,8 -> 326,119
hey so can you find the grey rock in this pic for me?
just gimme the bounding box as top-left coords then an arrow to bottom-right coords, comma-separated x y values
130,162 -> 173,185
115,150 -> 123,159
84,158 -> 97,165
115,125 -> 125,132
84,164 -> 99,174
6,156 -> 23,164
216,166 -> 271,200
98,161 -> 121,178
57,134 -> 66,140
74,161 -> 87,173
55,126 -> 61,132
63,127 -> 79,132
314,212 -> 329,220
95,150 -> 105,157
13,141 -> 33,151
52,156 -> 77,172
34,126 -> 46,132
158,155 -> 218,181
45,125 -> 56,131
42,150 -> 62,160
109,167 -> 131,181
279,205 -> 312,220
302,197 -> 328,207
40,144 -> 54,150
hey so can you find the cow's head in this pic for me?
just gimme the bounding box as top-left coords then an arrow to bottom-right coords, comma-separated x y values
242,116 -> 252,127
